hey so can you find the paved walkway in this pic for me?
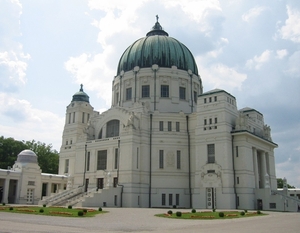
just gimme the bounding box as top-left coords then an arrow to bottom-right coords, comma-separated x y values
0,208 -> 299,233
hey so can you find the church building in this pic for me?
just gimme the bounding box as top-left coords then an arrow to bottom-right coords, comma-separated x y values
1,18 -> 299,211
57,18 -> 284,210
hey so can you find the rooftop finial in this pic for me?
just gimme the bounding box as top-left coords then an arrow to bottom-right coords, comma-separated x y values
80,84 -> 83,91
146,16 -> 169,37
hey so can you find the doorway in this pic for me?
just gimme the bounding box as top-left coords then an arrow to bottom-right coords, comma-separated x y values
27,189 -> 34,204
85,179 -> 89,192
206,188 -> 216,209
257,199 -> 263,210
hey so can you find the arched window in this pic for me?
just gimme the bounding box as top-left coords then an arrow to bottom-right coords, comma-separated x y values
106,120 -> 120,137
98,128 -> 103,139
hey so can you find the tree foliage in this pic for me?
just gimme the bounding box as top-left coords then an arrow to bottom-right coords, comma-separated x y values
277,178 -> 295,189
0,136 -> 59,174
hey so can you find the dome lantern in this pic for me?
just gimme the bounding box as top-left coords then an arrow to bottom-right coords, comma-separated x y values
146,15 -> 169,37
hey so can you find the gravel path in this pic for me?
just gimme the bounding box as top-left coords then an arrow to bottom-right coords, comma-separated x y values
0,208 -> 299,233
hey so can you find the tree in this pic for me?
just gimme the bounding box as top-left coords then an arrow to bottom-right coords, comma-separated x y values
24,140 -> 59,173
277,178 -> 295,189
0,136 -> 59,174
0,136 -> 27,169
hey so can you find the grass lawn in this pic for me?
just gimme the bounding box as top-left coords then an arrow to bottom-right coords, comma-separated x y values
0,205 -> 106,217
156,210 -> 266,219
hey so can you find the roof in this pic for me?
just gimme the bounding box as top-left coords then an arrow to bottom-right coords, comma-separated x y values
200,88 -> 236,98
117,17 -> 198,75
16,149 -> 38,164
239,107 -> 263,116
72,84 -> 90,103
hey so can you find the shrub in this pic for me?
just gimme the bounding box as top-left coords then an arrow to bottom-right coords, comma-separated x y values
39,208 -> 44,213
191,209 -> 196,213
167,210 -> 173,215
2,203 -> 5,206
212,208 -> 216,212
43,204 -> 46,208
244,209 -> 248,213
9,207 -> 13,211
176,211 -> 182,217
98,207 -> 102,211
78,210 -> 84,216
257,210 -> 261,214
219,212 -> 224,217
83,209 -> 88,213
240,211 -> 245,216
68,205 -> 72,209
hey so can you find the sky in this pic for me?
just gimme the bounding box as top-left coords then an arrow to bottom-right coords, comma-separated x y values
0,0 -> 299,187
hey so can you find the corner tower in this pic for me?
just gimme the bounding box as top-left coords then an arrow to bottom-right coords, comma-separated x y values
59,84 -> 94,176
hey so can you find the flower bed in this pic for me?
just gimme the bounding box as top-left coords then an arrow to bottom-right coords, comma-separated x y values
191,215 -> 215,219
49,211 -> 73,216
226,214 -> 238,217
246,212 -> 257,215
156,210 -> 265,220
16,209 -> 36,213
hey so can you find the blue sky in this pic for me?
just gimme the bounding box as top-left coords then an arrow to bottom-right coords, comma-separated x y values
0,0 -> 299,187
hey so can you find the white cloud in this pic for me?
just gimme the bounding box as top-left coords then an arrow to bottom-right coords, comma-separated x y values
285,50 -> 300,77
0,93 -> 64,150
276,49 -> 288,59
246,50 -> 272,70
88,0 -> 147,11
163,0 -> 221,22
197,58 -> 247,92
242,6 -> 266,22
206,37 -> 229,58
64,0 -> 152,108
276,160 -> 300,188
0,0 -> 30,91
278,6 -> 300,43
65,51 -> 115,107
162,0 -> 222,36
0,50 -> 30,88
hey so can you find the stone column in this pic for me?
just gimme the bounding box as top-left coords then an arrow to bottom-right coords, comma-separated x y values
253,148 -> 259,188
47,182 -> 52,196
60,182 -> 65,191
3,176 -> 10,203
264,152 -> 271,188
261,151 -> 267,188
15,179 -> 21,204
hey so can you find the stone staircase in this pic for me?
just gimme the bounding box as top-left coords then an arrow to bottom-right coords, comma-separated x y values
39,186 -> 84,206
271,190 -> 300,205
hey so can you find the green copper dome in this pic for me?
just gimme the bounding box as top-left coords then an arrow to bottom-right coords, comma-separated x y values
72,84 -> 89,103
117,17 -> 198,75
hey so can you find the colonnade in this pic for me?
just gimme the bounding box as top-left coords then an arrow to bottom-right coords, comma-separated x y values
253,147 -> 270,189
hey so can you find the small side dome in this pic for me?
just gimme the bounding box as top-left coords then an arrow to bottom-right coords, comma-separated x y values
17,149 -> 38,164
72,84 -> 90,103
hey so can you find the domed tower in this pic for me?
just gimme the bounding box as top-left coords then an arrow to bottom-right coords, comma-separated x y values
112,17 -> 203,113
12,150 -> 42,204
59,84 -> 94,176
